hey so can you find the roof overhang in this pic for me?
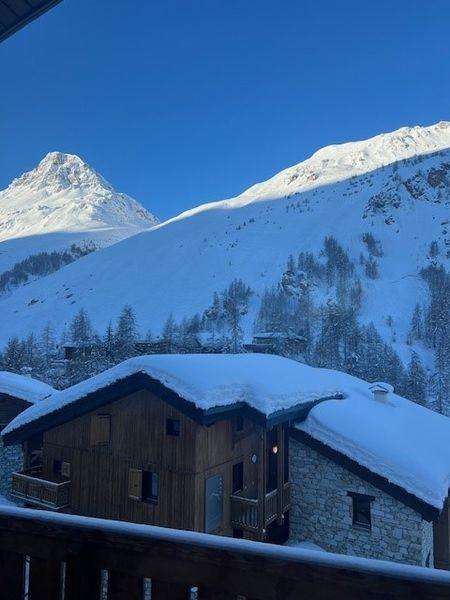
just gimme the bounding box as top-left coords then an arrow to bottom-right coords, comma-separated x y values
289,428 -> 441,522
0,0 -> 62,44
2,371 -> 339,445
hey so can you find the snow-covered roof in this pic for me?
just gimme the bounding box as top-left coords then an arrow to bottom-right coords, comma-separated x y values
3,354 -> 345,438
296,386 -> 450,510
0,371 -> 54,404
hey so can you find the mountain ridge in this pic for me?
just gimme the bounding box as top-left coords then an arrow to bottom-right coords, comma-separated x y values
0,124 -> 448,374
0,152 -> 158,275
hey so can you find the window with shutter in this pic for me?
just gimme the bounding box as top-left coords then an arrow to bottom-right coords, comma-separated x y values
128,468 -> 143,500
90,414 -> 111,445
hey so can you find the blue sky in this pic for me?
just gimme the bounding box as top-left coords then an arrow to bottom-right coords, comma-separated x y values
1,0 -> 449,220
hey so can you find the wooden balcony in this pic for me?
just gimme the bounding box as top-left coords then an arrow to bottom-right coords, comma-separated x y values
230,483 -> 291,532
0,505 -> 450,599
11,467 -> 70,510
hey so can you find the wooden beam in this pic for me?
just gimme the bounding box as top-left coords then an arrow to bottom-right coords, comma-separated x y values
257,430 -> 266,540
276,425 -> 284,525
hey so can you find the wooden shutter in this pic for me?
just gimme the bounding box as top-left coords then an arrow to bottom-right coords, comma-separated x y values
90,414 -> 111,445
128,468 -> 143,501
61,461 -> 71,478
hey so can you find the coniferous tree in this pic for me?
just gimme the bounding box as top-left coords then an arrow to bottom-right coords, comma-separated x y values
114,305 -> 139,360
162,314 -> 177,352
2,337 -> 24,372
404,351 -> 427,406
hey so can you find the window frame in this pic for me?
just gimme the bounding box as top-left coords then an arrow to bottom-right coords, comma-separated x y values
347,491 -> 374,529
142,470 -> 159,504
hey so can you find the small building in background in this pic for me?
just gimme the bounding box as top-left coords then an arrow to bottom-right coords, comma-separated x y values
244,332 -> 306,358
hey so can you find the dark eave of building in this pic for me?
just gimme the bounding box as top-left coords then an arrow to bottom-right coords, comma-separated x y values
289,428 -> 441,522
0,0 -> 62,44
2,372 -> 340,445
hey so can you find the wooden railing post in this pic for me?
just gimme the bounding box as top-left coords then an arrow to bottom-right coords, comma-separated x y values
276,425 -> 284,525
29,556 -> 61,600
0,549 -> 24,600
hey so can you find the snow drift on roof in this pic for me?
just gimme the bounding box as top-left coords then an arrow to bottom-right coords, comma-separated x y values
0,371 -> 54,404
3,354 -> 347,436
296,391 -> 450,510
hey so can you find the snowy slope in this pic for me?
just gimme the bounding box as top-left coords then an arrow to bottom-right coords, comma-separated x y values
0,152 -> 158,273
0,123 -> 448,351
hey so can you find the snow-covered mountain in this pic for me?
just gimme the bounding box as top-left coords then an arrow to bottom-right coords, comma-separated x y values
0,123 -> 448,361
0,152 -> 158,274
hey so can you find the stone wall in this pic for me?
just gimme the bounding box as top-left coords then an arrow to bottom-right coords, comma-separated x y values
289,437 -> 434,567
0,440 -> 23,500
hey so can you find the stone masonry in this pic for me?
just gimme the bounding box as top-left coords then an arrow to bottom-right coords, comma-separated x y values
289,437 -> 434,567
0,440 -> 22,500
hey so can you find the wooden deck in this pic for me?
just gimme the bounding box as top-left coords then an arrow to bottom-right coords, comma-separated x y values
11,467 -> 70,510
1,505 -> 450,599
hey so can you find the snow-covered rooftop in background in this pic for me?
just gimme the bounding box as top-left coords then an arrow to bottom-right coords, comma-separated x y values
0,371 -> 54,404
3,354 -> 349,436
296,391 -> 450,510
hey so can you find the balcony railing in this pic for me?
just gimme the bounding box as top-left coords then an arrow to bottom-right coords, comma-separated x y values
230,483 -> 291,532
12,467 -> 70,510
230,494 -> 259,531
0,505 -> 449,599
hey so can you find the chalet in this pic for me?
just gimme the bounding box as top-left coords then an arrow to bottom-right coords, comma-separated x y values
2,355 -> 450,570
0,371 -> 54,499
243,332 -> 306,357
1,354 -> 339,543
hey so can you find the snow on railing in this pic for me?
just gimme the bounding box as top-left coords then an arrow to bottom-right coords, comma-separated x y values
0,505 -> 450,599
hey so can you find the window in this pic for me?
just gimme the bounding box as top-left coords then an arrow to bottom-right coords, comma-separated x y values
90,414 -> 111,445
53,460 -> 62,475
142,470 -> 159,503
166,418 -> 180,437
235,414 -> 244,432
348,492 -> 374,528
128,468 -> 159,503
232,461 -> 244,494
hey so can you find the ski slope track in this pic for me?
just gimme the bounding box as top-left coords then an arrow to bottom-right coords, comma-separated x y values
0,123 -> 449,355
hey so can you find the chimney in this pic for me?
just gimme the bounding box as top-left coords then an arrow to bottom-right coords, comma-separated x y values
369,382 -> 393,403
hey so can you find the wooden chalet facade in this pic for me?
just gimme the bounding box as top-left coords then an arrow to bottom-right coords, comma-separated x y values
4,361 -> 306,542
